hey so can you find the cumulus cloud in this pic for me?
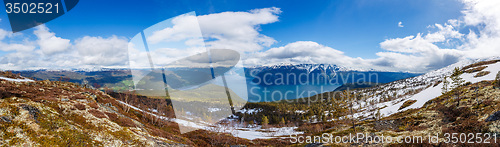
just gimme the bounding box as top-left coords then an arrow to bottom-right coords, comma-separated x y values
398,21 -> 404,27
75,36 -> 129,66
375,24 -> 464,72
371,0 -> 500,72
34,25 -> 71,55
0,26 -> 129,70
198,7 -> 281,53
0,42 -> 36,52
245,41 -> 369,68
0,28 -> 35,52
459,0 -> 500,58
144,7 -> 281,54
147,14 -> 203,45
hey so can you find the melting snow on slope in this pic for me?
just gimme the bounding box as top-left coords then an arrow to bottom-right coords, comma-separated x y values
378,61 -> 500,117
0,76 -> 34,82
117,100 -> 302,140
238,108 -> 262,114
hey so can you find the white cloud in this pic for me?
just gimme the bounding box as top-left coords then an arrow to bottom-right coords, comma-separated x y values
0,26 -> 130,70
34,25 -> 71,55
0,28 -> 8,40
0,42 -> 36,52
245,41 -> 369,68
75,36 -> 129,66
144,7 -> 281,54
0,28 -> 35,52
147,14 -> 203,45
374,21 -> 467,72
198,7 -> 281,53
459,0 -> 500,58
398,21 -> 404,27
368,0 -> 500,72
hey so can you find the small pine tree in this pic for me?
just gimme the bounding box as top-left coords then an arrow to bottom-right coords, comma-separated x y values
280,118 -> 286,126
451,74 -> 465,90
442,76 -> 449,94
262,115 -> 269,127
451,67 -> 463,77
451,71 -> 465,107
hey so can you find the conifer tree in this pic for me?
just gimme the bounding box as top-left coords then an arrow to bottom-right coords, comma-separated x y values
280,118 -> 286,126
450,67 -> 465,107
262,115 -> 269,128
442,76 -> 449,94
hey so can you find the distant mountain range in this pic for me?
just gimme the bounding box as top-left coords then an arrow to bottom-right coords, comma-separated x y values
245,64 -> 421,86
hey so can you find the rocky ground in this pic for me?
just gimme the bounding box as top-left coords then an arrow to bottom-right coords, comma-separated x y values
0,71 -> 187,146
319,80 -> 500,146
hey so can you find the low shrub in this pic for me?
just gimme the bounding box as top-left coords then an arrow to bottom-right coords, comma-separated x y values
89,101 -> 99,109
89,109 -> 107,118
74,103 -> 86,110
474,71 -> 491,78
464,66 -> 487,73
399,100 -> 417,110
462,60 -> 500,71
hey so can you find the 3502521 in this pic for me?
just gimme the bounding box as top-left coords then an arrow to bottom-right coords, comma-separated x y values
442,133 -> 497,144
5,3 -> 59,14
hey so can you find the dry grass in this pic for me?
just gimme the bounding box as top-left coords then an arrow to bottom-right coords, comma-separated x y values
464,66 -> 487,73
399,100 -> 417,110
462,60 -> 500,71
89,101 -> 99,109
474,71 -> 491,77
74,103 -> 86,110
89,109 -> 107,118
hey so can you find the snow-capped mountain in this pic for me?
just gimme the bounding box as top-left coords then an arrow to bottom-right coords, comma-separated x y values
245,63 -> 421,86
249,63 -> 367,74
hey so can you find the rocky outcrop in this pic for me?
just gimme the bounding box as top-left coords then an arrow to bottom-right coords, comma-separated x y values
486,111 -> 500,122
0,73 -> 183,146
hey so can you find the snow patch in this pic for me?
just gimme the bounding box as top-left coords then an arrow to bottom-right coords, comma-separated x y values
0,76 -> 34,82
117,100 -> 302,140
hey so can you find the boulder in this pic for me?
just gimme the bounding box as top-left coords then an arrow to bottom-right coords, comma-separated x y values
495,71 -> 500,88
0,116 -> 12,123
486,111 -> 500,122
20,104 -> 40,121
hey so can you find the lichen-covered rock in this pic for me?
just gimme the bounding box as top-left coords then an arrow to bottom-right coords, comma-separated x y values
485,111 -> 500,122
0,73 -> 186,146
495,71 -> 500,88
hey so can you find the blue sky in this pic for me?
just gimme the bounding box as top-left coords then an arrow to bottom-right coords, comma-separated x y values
1,0 -> 498,72
1,0 -> 463,58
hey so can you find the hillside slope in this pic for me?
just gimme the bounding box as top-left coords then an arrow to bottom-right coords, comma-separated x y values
0,71 -> 188,146
336,57 -> 500,119
0,71 -> 295,146
316,80 -> 500,146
